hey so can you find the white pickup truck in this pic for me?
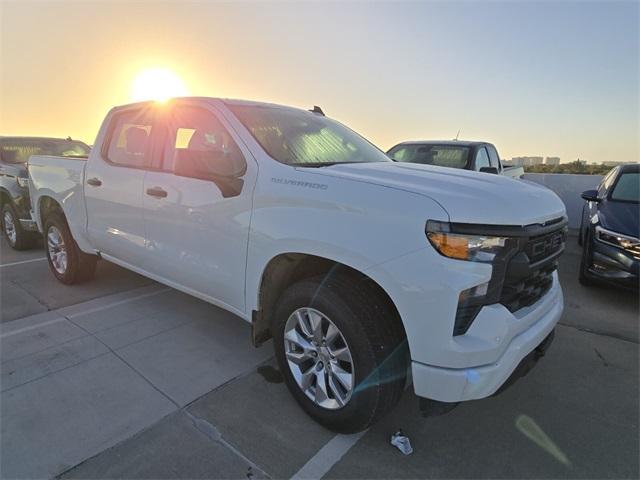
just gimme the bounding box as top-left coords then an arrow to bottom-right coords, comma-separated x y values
28,98 -> 567,432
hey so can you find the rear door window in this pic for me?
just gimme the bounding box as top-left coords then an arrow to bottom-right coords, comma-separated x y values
474,147 -> 490,170
487,145 -> 500,169
105,108 -> 155,169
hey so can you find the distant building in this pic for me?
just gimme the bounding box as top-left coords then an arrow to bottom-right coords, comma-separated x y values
601,161 -> 631,167
545,157 -> 561,166
511,156 -> 543,167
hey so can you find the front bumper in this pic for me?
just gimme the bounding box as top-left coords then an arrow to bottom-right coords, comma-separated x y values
590,239 -> 639,287
411,275 -> 563,402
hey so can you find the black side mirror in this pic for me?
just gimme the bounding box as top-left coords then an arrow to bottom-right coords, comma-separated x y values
174,149 -> 246,198
174,149 -> 246,180
581,189 -> 600,202
479,166 -> 499,174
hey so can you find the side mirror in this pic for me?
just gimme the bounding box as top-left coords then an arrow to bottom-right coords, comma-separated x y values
581,189 -> 600,202
174,149 -> 246,181
479,166 -> 499,174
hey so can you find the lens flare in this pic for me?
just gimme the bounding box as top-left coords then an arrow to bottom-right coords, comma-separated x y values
130,68 -> 188,103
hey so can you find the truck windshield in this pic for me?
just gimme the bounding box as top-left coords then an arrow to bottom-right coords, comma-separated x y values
0,139 -> 91,164
388,144 -> 471,169
228,104 -> 391,166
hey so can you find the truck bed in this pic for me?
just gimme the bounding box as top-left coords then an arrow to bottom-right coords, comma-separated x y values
28,154 -> 89,248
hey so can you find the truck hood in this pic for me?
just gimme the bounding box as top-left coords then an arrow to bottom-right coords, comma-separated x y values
308,162 -> 566,226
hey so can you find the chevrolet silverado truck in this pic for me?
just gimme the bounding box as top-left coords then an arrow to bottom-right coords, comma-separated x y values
28,98 -> 567,432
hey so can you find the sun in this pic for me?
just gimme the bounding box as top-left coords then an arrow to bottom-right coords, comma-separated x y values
130,68 -> 189,103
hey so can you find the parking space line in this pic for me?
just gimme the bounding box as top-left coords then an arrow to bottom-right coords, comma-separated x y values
0,317 -> 66,339
0,257 -> 47,268
290,431 -> 367,480
1,286 -> 171,339
65,287 -> 171,319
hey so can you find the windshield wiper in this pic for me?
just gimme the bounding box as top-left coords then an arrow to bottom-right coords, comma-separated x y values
294,161 -> 362,168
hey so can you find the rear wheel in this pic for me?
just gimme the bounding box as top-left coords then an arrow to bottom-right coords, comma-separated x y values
272,272 -> 408,433
44,212 -> 97,284
2,203 -> 36,250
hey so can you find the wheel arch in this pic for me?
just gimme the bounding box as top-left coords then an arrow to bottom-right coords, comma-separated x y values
251,252 -> 406,348
38,195 -> 64,227
0,187 -> 10,205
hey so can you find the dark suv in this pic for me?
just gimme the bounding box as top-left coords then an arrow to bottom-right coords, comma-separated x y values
579,163 -> 639,288
0,136 -> 90,249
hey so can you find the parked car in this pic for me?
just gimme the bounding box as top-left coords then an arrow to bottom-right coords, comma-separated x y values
387,140 -> 523,178
0,136 -> 90,249
578,163 -> 639,287
28,98 -> 567,432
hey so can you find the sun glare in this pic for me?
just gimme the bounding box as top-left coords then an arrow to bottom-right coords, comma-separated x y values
130,68 -> 188,103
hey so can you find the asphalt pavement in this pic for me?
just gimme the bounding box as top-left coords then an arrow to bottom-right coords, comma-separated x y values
0,235 -> 637,479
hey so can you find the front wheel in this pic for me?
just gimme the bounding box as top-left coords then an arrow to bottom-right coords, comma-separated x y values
273,273 -> 408,433
44,212 -> 97,284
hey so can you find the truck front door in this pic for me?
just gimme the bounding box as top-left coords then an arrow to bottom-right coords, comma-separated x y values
141,103 -> 256,315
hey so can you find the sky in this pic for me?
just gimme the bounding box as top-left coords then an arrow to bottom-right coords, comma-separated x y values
1,1 -> 638,164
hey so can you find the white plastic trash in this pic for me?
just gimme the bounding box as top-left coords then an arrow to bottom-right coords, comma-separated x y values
390,430 -> 413,455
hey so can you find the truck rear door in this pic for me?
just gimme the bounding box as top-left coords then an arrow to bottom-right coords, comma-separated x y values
84,106 -> 156,265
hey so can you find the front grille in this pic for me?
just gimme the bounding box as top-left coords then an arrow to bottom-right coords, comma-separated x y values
499,225 -> 566,312
447,217 -> 567,336
525,229 -> 565,264
500,262 -> 556,312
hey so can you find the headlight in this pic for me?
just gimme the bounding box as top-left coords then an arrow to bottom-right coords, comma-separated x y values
426,229 -> 510,262
16,177 -> 29,188
595,226 -> 640,250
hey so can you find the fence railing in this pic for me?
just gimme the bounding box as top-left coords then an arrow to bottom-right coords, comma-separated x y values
522,173 -> 603,228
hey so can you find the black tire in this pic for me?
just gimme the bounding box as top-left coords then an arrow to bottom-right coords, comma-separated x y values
579,229 -> 596,286
44,211 -> 97,284
2,203 -> 36,250
272,272 -> 408,433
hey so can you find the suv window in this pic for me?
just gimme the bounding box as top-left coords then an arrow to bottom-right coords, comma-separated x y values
106,109 -> 154,168
487,145 -> 500,169
163,106 -> 244,173
475,147 -> 490,170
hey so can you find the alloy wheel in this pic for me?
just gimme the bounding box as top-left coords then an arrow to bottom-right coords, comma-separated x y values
3,210 -> 16,245
284,307 -> 354,409
47,226 -> 67,274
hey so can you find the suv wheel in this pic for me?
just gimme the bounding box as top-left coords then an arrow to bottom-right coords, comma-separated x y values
2,203 -> 36,250
273,272 -> 408,433
44,212 -> 97,284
